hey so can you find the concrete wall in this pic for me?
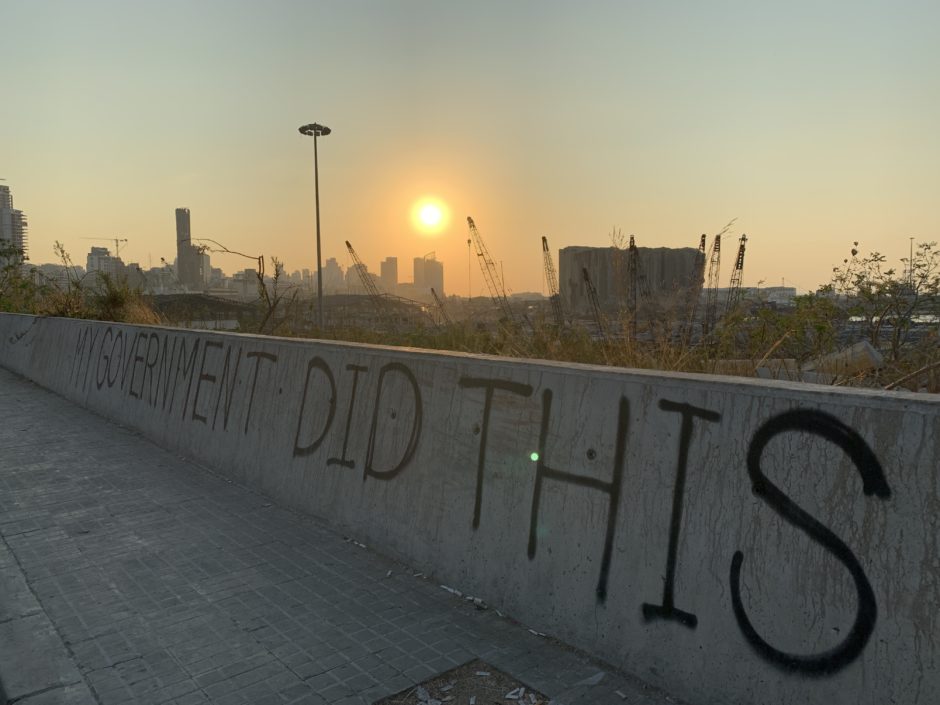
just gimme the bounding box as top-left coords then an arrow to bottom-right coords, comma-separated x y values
1,313 -> 937,705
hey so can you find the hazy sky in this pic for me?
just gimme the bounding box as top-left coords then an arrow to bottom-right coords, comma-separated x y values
3,0 -> 938,294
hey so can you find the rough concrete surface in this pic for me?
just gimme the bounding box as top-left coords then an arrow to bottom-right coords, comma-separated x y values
0,366 -> 680,705
0,612 -> 89,702
1,313 -> 938,705
0,545 -> 41,622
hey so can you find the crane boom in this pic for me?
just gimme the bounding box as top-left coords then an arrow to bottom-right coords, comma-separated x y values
582,267 -> 608,342
467,217 -> 515,322
724,234 -> 747,316
430,287 -> 452,325
703,235 -> 722,337
541,236 -> 564,327
627,236 -> 638,336
630,236 -> 652,303
625,235 -> 653,339
345,240 -> 387,318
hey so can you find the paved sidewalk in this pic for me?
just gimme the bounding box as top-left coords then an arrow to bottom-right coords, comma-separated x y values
0,368 -> 683,705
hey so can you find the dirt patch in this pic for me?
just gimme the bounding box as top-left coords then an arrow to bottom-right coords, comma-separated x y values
373,658 -> 549,705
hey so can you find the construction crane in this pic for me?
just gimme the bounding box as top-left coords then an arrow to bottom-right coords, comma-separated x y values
582,267 -> 608,342
430,287 -> 452,326
724,234 -> 748,316
702,235 -> 722,337
81,237 -> 128,258
625,235 -> 653,339
631,236 -> 652,303
541,236 -> 564,328
627,236 -> 638,339
345,240 -> 388,320
467,217 -> 515,323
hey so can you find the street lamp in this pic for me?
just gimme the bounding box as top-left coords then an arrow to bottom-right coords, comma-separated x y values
299,122 -> 332,328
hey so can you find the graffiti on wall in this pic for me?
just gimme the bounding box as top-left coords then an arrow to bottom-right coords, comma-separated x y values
65,322 -> 892,676
731,409 -> 891,674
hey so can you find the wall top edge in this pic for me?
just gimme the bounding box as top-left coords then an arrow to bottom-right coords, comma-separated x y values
4,312 -> 937,407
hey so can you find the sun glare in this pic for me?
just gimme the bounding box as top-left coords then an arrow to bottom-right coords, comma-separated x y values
420,204 -> 442,227
411,198 -> 449,235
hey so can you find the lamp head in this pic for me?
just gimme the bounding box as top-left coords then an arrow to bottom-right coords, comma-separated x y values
299,123 -> 331,137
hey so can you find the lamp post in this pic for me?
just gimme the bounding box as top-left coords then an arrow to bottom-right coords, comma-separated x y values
299,122 -> 332,328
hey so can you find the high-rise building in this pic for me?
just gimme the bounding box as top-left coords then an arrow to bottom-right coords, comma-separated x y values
380,257 -> 398,293
346,262 -> 369,292
412,254 -> 443,297
175,207 -> 207,290
86,247 -> 124,278
175,208 -> 191,246
0,184 -> 28,260
198,252 -> 211,287
413,257 -> 426,289
320,257 -> 344,293
425,257 -> 443,296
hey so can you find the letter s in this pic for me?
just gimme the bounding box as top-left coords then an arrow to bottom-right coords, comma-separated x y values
731,409 -> 890,675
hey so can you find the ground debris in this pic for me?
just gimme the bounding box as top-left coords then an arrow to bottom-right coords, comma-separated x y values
464,594 -> 488,610
573,671 -> 605,687
374,659 -> 548,705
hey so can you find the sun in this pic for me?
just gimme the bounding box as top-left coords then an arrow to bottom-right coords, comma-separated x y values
411,198 -> 449,235
420,203 -> 443,228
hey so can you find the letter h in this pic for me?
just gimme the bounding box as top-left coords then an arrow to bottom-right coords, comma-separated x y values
528,389 -> 628,603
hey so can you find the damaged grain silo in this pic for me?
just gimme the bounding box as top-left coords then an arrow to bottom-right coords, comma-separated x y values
558,245 -> 704,319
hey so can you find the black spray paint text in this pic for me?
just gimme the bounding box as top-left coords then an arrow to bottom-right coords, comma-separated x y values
68,324 -> 891,676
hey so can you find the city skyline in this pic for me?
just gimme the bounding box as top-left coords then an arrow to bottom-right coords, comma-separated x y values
3,1 -> 938,296
2,184 -> 450,294
51,200 -> 454,299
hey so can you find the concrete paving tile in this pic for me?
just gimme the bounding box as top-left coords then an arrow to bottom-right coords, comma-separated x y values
0,368 -> 683,705
0,555 -> 42,622
170,692 -> 210,705
0,613 -> 83,701
303,670 -> 341,691
16,681 -> 99,705
153,678 -> 200,703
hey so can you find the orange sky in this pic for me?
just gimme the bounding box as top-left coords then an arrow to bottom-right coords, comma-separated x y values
3,1 -> 938,295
